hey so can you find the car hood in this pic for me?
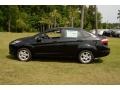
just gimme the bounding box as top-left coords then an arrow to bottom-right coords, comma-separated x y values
10,36 -> 35,44
15,36 -> 34,41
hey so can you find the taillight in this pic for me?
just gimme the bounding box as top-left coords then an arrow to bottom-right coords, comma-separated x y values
101,38 -> 108,45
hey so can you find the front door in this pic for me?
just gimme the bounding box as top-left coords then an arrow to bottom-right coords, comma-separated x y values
38,38 -> 63,55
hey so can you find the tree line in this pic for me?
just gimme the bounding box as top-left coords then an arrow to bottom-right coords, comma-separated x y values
0,5 -> 102,32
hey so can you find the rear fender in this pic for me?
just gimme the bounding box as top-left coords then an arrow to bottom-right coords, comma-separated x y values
77,44 -> 97,55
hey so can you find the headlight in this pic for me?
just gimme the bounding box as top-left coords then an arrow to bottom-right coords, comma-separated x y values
11,40 -> 21,44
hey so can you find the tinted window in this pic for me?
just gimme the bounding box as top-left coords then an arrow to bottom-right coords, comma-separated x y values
46,30 -> 62,39
81,30 -> 97,38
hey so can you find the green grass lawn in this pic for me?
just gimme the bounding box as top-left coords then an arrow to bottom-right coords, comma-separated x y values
0,32 -> 120,84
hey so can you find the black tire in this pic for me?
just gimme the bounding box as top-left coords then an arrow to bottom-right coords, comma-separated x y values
78,50 -> 94,64
17,48 -> 32,62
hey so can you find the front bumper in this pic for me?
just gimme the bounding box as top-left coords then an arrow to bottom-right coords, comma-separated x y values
9,44 -> 18,56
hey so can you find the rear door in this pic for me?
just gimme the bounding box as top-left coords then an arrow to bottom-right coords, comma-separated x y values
58,30 -> 83,56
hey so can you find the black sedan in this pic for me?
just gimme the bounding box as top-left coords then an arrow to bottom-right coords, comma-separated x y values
9,28 -> 110,64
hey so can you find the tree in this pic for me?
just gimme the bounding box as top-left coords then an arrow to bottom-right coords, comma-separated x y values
7,6 -> 19,32
68,6 -> 80,27
0,5 -> 102,32
16,12 -> 29,32
50,9 -> 61,27
84,5 -> 102,31
16,19 -> 27,32
59,17 -> 70,27
40,14 -> 53,30
95,5 -> 98,35
0,9 -> 4,31
80,5 -> 85,29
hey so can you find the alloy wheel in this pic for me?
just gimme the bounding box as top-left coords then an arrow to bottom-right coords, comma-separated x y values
79,50 -> 94,64
17,48 -> 31,61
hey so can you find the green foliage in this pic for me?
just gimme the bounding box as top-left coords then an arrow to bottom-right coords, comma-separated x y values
101,23 -> 120,29
59,17 -> 70,27
0,5 -> 102,32
68,6 -> 80,27
16,19 -> 27,32
0,27 -> 4,32
0,10 -> 4,26
49,9 -> 61,27
16,12 -> 30,32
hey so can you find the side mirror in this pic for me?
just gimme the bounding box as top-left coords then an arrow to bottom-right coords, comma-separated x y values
35,36 -> 42,42
37,37 -> 42,42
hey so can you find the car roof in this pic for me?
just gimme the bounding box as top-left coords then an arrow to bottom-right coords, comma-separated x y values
44,27 -> 83,33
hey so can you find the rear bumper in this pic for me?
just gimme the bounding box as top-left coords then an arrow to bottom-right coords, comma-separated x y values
95,47 -> 110,57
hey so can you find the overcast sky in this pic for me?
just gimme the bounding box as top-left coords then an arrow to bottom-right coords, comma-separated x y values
98,5 -> 120,23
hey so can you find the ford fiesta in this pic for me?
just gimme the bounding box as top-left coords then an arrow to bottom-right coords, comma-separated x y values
9,28 -> 110,64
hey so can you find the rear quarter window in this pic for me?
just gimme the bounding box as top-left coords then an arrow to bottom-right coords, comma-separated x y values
81,30 -> 97,38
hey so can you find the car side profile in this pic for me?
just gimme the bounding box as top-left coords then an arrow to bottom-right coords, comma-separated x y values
9,28 -> 110,64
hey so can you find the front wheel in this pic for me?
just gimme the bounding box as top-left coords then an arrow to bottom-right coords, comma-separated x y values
17,48 -> 32,62
78,50 -> 94,64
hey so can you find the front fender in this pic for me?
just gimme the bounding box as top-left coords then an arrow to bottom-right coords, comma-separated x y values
16,43 -> 34,53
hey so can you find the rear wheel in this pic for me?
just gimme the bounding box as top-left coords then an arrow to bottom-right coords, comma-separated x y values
17,48 -> 32,61
78,50 -> 94,64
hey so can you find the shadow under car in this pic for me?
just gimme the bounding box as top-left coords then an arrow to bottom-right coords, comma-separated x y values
6,55 -> 103,64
